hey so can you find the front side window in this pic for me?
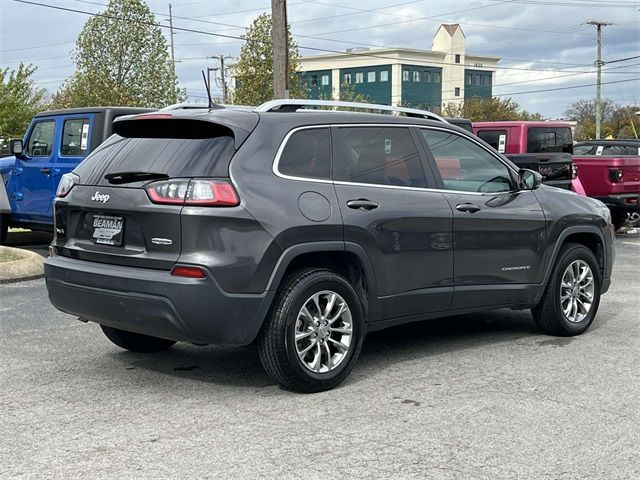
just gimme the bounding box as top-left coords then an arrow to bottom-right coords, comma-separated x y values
27,121 -> 55,156
367,71 -> 376,83
333,127 -> 426,188
355,72 -> 364,84
61,118 -> 90,156
278,128 -> 331,180
527,127 -> 572,153
421,129 -> 514,193
380,70 -> 389,82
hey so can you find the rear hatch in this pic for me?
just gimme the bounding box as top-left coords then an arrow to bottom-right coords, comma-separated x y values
52,111 -> 258,269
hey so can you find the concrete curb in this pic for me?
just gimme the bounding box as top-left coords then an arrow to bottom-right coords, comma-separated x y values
0,246 -> 45,284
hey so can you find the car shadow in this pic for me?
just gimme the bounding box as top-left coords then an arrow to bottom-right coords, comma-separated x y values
107,309 -> 540,392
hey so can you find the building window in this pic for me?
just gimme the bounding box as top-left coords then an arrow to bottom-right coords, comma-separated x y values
412,71 -> 421,82
310,75 -> 318,86
424,71 -> 431,83
367,71 -> 376,83
465,74 -> 472,85
454,87 -> 460,97
474,75 -> 481,86
402,70 -> 409,81
432,72 -> 440,83
455,54 -> 461,64
343,73 -> 352,84
355,72 -> 364,84
380,70 -> 389,82
321,74 -> 330,86
483,75 -> 491,86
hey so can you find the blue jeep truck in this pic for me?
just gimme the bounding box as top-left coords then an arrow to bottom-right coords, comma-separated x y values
0,107 -> 151,243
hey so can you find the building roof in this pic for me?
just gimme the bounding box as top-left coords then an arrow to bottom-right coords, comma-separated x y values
439,23 -> 464,38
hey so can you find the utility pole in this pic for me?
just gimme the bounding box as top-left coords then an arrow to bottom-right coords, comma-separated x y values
168,3 -> 176,66
271,0 -> 289,99
208,56 -> 234,103
587,20 -> 613,139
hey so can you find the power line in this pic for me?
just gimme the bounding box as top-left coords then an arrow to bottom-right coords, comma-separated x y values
10,0 -> 639,79
494,76 -> 639,97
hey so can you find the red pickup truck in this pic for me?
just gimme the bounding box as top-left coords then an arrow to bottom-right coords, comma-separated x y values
472,121 -> 575,191
573,139 -> 640,230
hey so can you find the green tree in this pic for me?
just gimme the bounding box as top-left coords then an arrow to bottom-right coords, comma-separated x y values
564,98 -> 638,140
52,0 -> 184,108
442,96 -> 544,121
318,82 -> 369,104
231,13 -> 307,105
0,63 -> 48,139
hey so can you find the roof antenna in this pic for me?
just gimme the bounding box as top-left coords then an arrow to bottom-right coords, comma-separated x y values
201,70 -> 214,109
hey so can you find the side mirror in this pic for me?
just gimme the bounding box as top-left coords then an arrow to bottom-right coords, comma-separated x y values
518,168 -> 542,190
9,139 -> 24,157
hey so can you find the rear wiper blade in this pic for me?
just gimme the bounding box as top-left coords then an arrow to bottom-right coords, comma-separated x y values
105,171 -> 169,185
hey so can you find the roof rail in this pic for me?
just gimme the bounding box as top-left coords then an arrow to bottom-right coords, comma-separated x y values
254,99 -> 448,123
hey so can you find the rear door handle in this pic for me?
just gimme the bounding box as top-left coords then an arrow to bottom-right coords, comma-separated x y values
456,202 -> 481,213
40,167 -> 52,175
347,199 -> 379,211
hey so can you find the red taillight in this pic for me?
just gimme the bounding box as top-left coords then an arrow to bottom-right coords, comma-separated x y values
609,168 -> 623,183
571,163 -> 578,179
171,266 -> 206,278
144,179 -> 240,206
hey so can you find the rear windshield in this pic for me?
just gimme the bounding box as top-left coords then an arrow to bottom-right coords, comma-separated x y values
527,127 -> 573,154
574,144 -> 639,156
74,134 -> 235,185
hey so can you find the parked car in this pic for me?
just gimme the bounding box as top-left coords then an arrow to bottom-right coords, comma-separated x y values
44,100 -> 615,392
472,121 -> 576,191
573,139 -> 640,230
0,107 -> 153,244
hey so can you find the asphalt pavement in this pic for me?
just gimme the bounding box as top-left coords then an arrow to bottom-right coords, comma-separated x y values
1,234 -> 639,479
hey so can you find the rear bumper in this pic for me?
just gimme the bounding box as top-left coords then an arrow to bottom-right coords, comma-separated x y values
44,255 -> 274,346
594,194 -> 640,212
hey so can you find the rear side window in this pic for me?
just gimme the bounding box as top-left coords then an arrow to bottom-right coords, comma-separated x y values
61,118 -> 90,156
527,127 -> 572,154
27,121 -> 55,156
74,134 -> 235,186
333,126 -> 426,187
278,128 -> 331,179
477,129 -> 507,153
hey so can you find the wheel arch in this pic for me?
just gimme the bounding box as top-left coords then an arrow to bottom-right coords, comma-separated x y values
535,226 -> 607,303
264,241 -> 381,323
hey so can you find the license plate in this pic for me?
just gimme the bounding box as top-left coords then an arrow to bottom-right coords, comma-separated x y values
91,214 -> 124,246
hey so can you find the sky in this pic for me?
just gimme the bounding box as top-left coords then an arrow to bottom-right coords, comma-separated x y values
1,0 -> 639,118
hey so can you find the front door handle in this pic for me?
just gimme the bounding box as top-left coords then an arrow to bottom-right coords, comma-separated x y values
347,199 -> 379,211
40,167 -> 52,175
456,202 -> 481,213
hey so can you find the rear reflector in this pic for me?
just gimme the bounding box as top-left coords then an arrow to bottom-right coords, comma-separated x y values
171,266 -> 206,278
145,179 -> 240,206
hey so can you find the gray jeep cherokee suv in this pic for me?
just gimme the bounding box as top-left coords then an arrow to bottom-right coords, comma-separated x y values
44,100 -> 615,392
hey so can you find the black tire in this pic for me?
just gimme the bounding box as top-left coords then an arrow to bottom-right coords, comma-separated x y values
611,210 -> 627,231
100,325 -> 176,353
532,243 -> 601,336
0,213 -> 8,245
257,268 -> 365,393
